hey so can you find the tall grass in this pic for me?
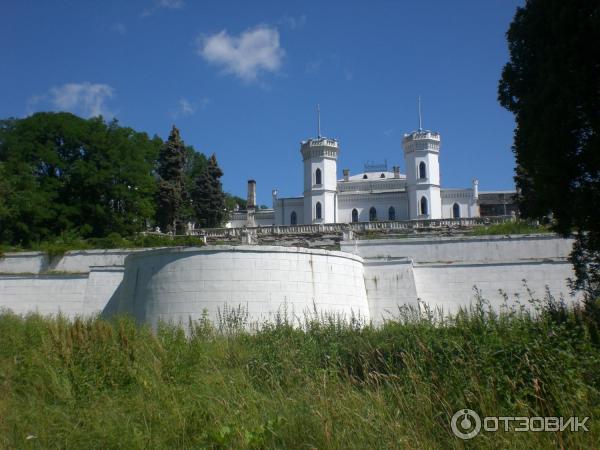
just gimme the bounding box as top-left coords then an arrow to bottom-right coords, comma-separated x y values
468,220 -> 551,236
0,294 -> 598,449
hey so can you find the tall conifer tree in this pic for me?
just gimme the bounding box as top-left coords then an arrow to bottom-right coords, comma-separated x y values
156,126 -> 187,233
192,154 -> 226,228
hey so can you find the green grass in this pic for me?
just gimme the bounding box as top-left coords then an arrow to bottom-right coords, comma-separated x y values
468,220 -> 551,236
0,295 -> 599,449
0,232 -> 206,259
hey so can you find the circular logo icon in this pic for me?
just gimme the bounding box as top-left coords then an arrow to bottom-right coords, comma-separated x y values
451,409 -> 481,440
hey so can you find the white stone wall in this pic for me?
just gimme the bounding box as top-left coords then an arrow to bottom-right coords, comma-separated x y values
413,261 -> 578,315
0,249 -> 132,317
0,252 -> 48,274
105,246 -> 369,328
0,275 -> 89,316
341,234 -> 582,318
343,234 -> 574,263
363,258 -> 419,323
53,249 -> 137,272
0,236 -> 584,326
83,267 -> 125,316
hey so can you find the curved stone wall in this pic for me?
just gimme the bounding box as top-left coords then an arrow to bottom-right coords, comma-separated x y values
103,246 -> 369,327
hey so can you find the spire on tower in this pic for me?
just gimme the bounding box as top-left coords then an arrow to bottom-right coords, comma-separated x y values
317,103 -> 321,138
418,96 -> 423,131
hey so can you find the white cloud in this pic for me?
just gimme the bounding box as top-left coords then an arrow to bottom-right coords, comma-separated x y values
28,82 -> 116,118
279,14 -> 307,30
141,0 -> 184,17
305,60 -> 321,75
158,0 -> 184,8
169,97 -> 210,119
112,22 -> 127,35
179,98 -> 196,116
198,26 -> 285,82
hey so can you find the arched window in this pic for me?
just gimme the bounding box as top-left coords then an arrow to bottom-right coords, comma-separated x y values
351,208 -> 359,222
369,207 -> 377,221
388,206 -> 396,221
315,202 -> 322,220
419,161 -> 427,179
290,211 -> 297,225
452,203 -> 460,219
420,196 -> 428,216
362,174 -> 368,179
380,173 -> 386,178
315,168 -> 322,185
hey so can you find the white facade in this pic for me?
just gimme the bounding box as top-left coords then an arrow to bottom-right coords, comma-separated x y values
230,125 -> 484,228
301,137 -> 340,224
402,130 -> 442,220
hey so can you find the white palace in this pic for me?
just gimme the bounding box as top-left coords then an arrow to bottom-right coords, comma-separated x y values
228,114 -> 514,228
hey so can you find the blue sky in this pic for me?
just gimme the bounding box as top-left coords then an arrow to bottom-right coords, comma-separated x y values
1,0 -> 522,205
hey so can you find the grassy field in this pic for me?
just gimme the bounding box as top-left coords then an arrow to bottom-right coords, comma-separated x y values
1,296 -> 598,449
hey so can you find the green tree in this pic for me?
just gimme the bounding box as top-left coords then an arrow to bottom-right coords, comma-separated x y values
498,0 -> 600,296
155,126 -> 187,233
0,163 -> 12,235
192,154 -> 227,228
181,147 -> 208,224
224,194 -> 247,211
0,112 -> 160,245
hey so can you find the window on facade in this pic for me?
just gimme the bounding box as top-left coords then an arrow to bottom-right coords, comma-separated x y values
453,203 -> 460,218
291,211 -> 297,225
369,207 -> 377,221
419,161 -> 427,179
316,202 -> 322,219
315,168 -> 322,185
388,206 -> 395,221
362,174 -> 368,179
420,196 -> 428,216
352,208 -> 359,222
380,173 -> 385,178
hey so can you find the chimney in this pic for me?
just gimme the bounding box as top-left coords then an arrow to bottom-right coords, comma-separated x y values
393,166 -> 400,179
247,179 -> 257,209
343,169 -> 349,181
473,178 -> 479,200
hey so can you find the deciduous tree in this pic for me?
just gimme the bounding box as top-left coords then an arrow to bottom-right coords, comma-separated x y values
0,112 -> 160,245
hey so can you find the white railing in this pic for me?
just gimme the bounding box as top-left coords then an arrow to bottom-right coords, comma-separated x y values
189,216 -> 514,238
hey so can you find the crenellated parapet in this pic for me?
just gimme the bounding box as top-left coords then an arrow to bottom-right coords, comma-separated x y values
402,131 -> 441,154
300,137 -> 339,161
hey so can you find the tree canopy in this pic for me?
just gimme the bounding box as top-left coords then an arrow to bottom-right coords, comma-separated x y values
498,0 -> 600,295
0,112 -> 161,245
0,113 -> 244,246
